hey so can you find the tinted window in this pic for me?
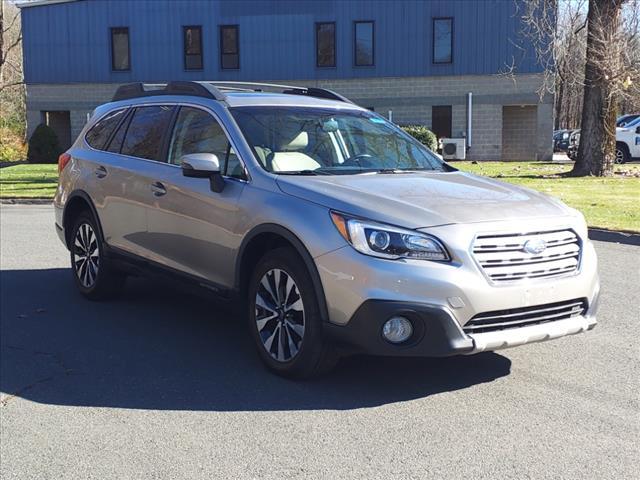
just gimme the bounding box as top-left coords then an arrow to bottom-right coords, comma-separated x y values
354,21 -> 374,66
433,18 -> 453,64
220,25 -> 239,69
168,107 -> 244,178
85,109 -> 126,150
111,27 -> 130,71
316,23 -> 336,67
184,26 -> 203,70
121,106 -> 174,161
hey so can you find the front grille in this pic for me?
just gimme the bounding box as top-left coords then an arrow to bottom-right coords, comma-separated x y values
463,298 -> 588,334
473,229 -> 581,283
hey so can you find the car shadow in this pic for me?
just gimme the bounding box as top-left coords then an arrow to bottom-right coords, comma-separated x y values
0,268 -> 511,411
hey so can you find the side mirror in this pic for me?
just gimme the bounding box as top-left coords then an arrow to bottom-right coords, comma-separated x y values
636,126 -> 640,134
181,153 -> 225,193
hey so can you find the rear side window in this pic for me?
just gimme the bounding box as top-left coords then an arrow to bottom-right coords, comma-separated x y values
85,109 -> 126,150
121,106 -> 175,161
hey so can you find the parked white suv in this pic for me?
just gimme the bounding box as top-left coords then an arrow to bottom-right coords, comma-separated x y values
616,115 -> 640,163
54,81 -> 600,378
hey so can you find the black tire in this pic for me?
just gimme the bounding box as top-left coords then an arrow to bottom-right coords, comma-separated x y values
615,143 -> 630,164
248,247 -> 338,379
69,211 -> 125,300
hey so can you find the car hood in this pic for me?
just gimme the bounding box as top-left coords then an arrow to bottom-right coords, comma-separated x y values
276,171 -> 572,228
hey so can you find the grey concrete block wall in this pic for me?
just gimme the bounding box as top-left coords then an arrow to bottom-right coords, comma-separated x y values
502,106 -> 538,161
25,73 -> 553,160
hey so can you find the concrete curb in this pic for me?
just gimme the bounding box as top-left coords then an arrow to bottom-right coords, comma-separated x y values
0,198 -> 53,205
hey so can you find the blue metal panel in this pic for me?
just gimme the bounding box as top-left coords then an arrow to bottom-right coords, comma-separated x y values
21,0 -> 543,84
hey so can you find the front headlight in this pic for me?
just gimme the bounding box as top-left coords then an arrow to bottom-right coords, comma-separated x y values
330,211 -> 450,261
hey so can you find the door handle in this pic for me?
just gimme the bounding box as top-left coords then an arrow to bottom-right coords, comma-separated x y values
94,166 -> 107,178
150,181 -> 167,197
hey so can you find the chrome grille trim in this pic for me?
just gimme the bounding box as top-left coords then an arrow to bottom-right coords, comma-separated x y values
464,299 -> 588,334
473,228 -> 581,283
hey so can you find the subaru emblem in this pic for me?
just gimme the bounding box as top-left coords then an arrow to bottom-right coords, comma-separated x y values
523,238 -> 547,255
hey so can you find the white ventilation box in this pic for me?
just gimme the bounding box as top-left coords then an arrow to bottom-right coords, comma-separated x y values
441,138 -> 466,160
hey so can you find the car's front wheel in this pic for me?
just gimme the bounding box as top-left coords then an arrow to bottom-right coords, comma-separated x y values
615,144 -> 630,164
69,211 -> 125,300
248,247 -> 338,378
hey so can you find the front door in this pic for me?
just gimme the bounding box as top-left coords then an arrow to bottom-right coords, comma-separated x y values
145,106 -> 246,289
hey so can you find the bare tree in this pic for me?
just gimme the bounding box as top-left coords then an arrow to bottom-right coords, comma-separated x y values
0,0 -> 23,92
1,0 -> 25,147
517,0 -> 640,177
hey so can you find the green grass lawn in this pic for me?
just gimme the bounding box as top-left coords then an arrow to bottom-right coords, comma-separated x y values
1,161 -> 639,232
0,164 -> 58,199
455,161 -> 640,233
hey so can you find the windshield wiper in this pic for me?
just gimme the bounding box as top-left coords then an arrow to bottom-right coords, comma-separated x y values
276,170 -> 328,176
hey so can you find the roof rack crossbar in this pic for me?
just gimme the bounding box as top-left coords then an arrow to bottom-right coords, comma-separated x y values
205,81 -> 354,104
111,80 -> 353,104
112,81 -> 226,102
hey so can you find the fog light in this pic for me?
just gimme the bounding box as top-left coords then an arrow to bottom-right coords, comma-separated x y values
382,316 -> 413,344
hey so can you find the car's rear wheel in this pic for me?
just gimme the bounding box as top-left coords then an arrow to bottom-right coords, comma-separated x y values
69,212 -> 124,300
615,144 -> 629,164
248,247 -> 338,378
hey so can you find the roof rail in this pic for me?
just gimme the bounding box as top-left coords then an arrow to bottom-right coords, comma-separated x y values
112,81 -> 226,102
206,81 -> 354,104
111,80 -> 353,104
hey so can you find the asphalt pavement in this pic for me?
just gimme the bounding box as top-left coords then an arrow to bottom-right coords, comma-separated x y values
1,205 -> 639,479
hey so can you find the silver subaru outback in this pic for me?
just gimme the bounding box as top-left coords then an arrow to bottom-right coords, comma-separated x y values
54,81 -> 599,378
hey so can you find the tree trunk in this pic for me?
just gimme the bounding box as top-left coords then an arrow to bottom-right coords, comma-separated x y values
571,0 -> 622,177
555,75 -> 564,129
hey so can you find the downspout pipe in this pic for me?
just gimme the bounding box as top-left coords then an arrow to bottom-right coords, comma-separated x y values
467,92 -> 473,150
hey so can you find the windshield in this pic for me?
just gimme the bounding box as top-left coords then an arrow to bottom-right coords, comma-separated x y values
617,114 -> 640,127
230,106 -> 447,175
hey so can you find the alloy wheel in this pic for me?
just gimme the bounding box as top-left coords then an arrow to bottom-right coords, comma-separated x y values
73,223 -> 100,288
255,268 -> 305,362
615,148 -> 624,164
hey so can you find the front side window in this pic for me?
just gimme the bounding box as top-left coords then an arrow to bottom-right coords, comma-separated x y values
168,107 -> 243,178
220,25 -> 239,69
231,107 -> 445,175
354,21 -> 374,66
121,106 -> 175,161
111,27 -> 130,71
433,18 -> 453,64
85,109 -> 126,150
316,22 -> 336,67
184,26 -> 203,70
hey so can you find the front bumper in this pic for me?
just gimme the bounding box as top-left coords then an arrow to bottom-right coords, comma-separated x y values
316,216 -> 600,357
325,293 -> 598,357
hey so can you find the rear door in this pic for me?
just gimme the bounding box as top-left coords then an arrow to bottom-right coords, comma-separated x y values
144,105 -> 246,288
93,104 -> 176,258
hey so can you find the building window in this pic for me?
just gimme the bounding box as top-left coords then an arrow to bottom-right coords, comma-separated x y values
316,22 -> 336,67
220,25 -> 239,70
433,18 -> 453,64
354,21 -> 374,66
183,26 -> 203,70
111,27 -> 130,71
431,105 -> 452,139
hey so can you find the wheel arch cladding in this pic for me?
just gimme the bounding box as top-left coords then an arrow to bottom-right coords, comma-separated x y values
235,224 -> 330,324
63,191 -> 104,247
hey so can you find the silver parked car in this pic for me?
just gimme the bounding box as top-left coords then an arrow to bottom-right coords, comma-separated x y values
54,81 -> 599,378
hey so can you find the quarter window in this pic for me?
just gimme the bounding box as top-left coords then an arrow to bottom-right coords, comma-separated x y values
354,21 -> 374,66
220,25 -> 239,70
168,107 -> 244,179
433,18 -> 453,64
184,26 -> 203,70
85,109 -> 126,150
121,106 -> 175,161
316,22 -> 336,67
111,27 -> 130,71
